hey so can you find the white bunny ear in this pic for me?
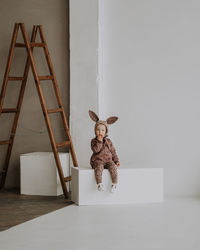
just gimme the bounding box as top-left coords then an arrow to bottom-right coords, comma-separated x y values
106,116 -> 118,124
88,110 -> 99,122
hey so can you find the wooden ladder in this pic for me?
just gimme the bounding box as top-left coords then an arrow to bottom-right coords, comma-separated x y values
0,23 -> 78,198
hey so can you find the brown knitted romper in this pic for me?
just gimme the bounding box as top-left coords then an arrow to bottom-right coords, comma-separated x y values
90,137 -> 119,184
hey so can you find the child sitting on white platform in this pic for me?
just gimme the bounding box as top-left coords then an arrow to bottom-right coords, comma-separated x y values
89,110 -> 120,193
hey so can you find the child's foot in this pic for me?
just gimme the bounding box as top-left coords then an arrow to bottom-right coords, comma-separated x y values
111,183 -> 117,193
97,183 -> 104,192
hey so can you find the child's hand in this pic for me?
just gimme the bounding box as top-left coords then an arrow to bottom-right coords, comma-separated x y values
97,135 -> 104,142
116,162 -> 120,167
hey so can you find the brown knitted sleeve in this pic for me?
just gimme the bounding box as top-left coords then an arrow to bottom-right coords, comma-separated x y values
107,139 -> 119,163
91,138 -> 103,153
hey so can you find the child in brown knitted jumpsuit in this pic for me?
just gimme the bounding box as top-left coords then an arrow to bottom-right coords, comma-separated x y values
89,110 -> 120,193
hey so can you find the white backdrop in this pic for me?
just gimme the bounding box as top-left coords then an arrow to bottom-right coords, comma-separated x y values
70,0 -> 200,196
70,0 -> 99,167
100,0 -> 200,196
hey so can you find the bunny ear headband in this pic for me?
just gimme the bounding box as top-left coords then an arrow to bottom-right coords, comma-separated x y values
88,110 -> 118,134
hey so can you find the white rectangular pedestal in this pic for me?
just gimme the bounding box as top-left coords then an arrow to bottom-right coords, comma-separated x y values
71,166 -> 163,205
20,152 -> 69,196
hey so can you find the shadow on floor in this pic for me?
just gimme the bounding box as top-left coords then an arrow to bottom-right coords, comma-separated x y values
0,189 -> 73,231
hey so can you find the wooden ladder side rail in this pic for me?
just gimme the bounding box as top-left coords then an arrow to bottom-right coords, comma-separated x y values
19,23 -> 71,198
0,24 -> 38,189
38,25 -> 78,167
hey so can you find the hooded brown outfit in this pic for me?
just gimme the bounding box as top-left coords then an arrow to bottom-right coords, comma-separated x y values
89,110 -> 119,184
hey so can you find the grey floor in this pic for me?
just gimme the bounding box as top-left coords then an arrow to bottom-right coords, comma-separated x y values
0,189 -> 72,231
0,197 -> 200,250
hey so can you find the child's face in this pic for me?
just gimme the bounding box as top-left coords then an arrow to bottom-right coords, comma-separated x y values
95,124 -> 106,138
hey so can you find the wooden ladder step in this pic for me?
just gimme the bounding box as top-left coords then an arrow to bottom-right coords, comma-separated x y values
30,42 -> 45,47
1,108 -> 18,113
56,141 -> 71,148
15,42 -> 45,48
64,176 -> 72,182
38,75 -> 54,81
0,140 -> 12,145
8,77 -> 24,81
15,43 -> 26,48
47,108 -> 63,114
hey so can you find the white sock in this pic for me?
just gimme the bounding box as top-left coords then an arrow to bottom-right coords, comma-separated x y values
97,183 -> 104,191
111,183 -> 117,193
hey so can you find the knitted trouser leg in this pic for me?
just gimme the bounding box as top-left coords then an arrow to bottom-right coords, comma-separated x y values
93,163 -> 104,184
105,161 -> 118,184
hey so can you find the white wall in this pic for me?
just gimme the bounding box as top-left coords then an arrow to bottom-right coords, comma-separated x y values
100,0 -> 200,196
70,0 -> 99,167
